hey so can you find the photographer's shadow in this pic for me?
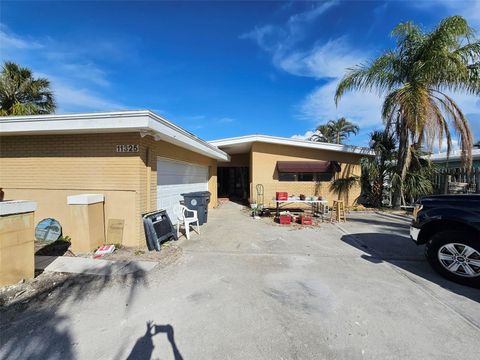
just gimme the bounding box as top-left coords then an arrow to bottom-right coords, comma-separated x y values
127,321 -> 183,360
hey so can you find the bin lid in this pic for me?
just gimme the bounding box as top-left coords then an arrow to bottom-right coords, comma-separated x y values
181,191 -> 211,197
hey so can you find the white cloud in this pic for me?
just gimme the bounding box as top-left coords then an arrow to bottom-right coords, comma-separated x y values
413,0 -> 480,28
53,82 -> 124,112
441,90 -> 480,143
60,63 -> 110,87
187,115 -> 206,121
218,117 -> 235,123
0,28 -> 43,49
241,1 -> 378,130
277,37 -> 369,79
32,72 -> 123,112
240,24 -> 283,52
244,1 -> 480,139
300,85 -> 480,134
240,1 -> 339,57
445,90 -> 480,116
291,130 -> 316,140
434,138 -> 460,153
300,79 -> 384,127
283,0 -> 339,42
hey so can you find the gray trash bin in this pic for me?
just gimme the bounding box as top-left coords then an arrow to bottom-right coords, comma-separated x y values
181,191 -> 211,225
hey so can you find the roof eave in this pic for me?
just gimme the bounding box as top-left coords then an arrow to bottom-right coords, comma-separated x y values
0,110 -> 230,162
209,135 -> 374,156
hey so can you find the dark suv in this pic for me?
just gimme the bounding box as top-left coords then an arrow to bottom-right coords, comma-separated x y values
410,194 -> 480,288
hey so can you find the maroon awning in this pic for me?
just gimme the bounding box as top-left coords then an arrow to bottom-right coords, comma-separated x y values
276,161 -> 341,173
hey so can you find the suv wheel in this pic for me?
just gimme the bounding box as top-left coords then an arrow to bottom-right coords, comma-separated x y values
425,230 -> 480,288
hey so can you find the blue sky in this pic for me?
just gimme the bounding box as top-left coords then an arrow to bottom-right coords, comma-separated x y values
1,0 -> 479,146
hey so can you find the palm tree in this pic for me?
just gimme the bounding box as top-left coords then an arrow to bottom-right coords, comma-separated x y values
310,124 -> 334,142
0,61 -> 55,116
360,131 -> 397,207
335,16 -> 480,205
310,117 -> 359,144
392,148 -> 436,205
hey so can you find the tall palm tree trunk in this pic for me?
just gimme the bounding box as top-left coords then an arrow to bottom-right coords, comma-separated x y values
393,120 -> 410,208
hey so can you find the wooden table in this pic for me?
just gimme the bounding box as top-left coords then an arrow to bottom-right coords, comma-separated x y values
274,199 -> 329,218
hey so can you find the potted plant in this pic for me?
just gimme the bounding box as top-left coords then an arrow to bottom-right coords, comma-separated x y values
251,203 -> 262,219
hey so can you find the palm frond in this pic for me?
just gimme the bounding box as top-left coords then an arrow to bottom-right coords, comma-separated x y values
335,51 -> 401,105
0,61 -> 56,115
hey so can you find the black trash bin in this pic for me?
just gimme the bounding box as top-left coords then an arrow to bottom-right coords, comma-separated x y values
181,191 -> 211,225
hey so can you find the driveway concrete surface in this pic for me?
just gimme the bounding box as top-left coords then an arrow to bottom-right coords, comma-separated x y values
35,256 -> 157,275
1,202 -> 479,359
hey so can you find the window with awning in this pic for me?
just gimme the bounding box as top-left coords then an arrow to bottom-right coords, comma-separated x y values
277,160 -> 341,173
276,161 -> 341,182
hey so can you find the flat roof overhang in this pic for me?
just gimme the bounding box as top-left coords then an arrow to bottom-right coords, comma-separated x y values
0,110 -> 230,161
209,134 -> 374,156
428,149 -> 480,163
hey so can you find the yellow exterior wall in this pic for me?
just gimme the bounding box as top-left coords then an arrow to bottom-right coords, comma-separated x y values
250,142 -> 363,208
1,132 -> 218,248
208,166 -> 218,206
0,212 -> 35,286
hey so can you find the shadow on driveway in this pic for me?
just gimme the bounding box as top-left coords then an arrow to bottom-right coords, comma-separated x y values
340,232 -> 480,304
0,266 -> 149,360
347,214 -> 411,229
126,321 -> 183,360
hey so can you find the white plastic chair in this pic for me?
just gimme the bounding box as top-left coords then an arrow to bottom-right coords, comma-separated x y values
175,205 -> 200,240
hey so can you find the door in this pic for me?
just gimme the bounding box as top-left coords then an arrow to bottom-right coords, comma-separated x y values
157,158 -> 209,224
217,167 -> 249,200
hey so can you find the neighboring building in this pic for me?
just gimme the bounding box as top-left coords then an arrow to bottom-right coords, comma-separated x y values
428,148 -> 480,193
429,148 -> 480,169
0,111 -> 229,247
210,135 -> 373,208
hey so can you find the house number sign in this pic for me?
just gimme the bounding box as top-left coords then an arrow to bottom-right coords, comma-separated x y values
116,144 -> 139,153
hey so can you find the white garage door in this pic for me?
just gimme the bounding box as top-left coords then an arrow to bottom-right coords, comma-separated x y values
157,157 -> 208,224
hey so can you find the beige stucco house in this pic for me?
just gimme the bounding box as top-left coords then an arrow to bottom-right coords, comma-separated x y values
210,135 -> 373,208
1,111 -> 372,250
